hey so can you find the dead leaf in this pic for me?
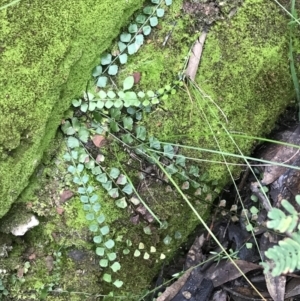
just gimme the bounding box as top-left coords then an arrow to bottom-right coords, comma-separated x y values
156,269 -> 193,301
212,289 -> 227,301
205,193 -> 212,202
92,135 -> 106,147
17,268 -> 24,278
135,204 -> 147,215
259,125 -> 300,185
269,156 -> 300,206
26,202 -> 33,209
133,72 -> 141,84
96,154 -> 105,163
145,212 -> 154,223
285,277 -> 300,298
60,190 -> 74,203
28,253 -> 36,261
45,255 -> 54,272
156,235 -> 206,301
130,215 -> 140,225
185,31 -> 207,81
185,235 -> 205,269
171,267 -> 212,301
265,272 -> 286,301
56,207 -> 64,215
51,232 -> 59,242
205,260 -> 261,287
259,232 -> 278,257
258,231 -> 285,300
222,285 -> 270,300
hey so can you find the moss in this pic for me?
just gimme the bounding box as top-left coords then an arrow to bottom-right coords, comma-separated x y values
132,0 -> 296,186
1,0 -> 299,299
0,0 -> 144,218
100,0 -> 298,293
0,127 -> 212,299
192,0 -> 295,180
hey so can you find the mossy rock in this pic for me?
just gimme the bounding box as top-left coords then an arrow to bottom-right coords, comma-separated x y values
139,0 -> 298,186
0,0 -> 300,300
0,0 -> 144,219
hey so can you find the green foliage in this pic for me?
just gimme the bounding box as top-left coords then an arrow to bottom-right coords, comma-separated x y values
163,235 -> 172,245
91,0 -> 172,88
63,75 -> 201,288
0,278 -> 9,297
262,195 -> 300,276
62,77 -> 187,288
45,250 -> 63,294
267,199 -> 299,233
61,0 -> 208,291
87,75 -> 166,110
62,115 -> 133,286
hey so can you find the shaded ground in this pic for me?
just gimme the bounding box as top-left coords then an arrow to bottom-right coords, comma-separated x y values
147,106 -> 300,301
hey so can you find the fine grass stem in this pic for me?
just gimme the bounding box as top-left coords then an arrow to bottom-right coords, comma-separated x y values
0,0 -> 21,11
186,80 -> 264,261
289,0 -> 300,120
149,153 -> 266,300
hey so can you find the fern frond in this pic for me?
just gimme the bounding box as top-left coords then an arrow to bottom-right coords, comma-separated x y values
291,231 -> 300,244
263,197 -> 300,276
264,232 -> 300,276
282,199 -> 297,215
267,199 -> 299,233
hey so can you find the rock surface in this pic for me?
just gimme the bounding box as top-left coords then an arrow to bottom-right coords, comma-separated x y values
0,0 -> 144,218
10,215 -> 39,236
0,0 -> 299,299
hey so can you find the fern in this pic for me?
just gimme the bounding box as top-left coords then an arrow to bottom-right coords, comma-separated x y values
262,195 -> 300,276
267,199 -> 300,233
